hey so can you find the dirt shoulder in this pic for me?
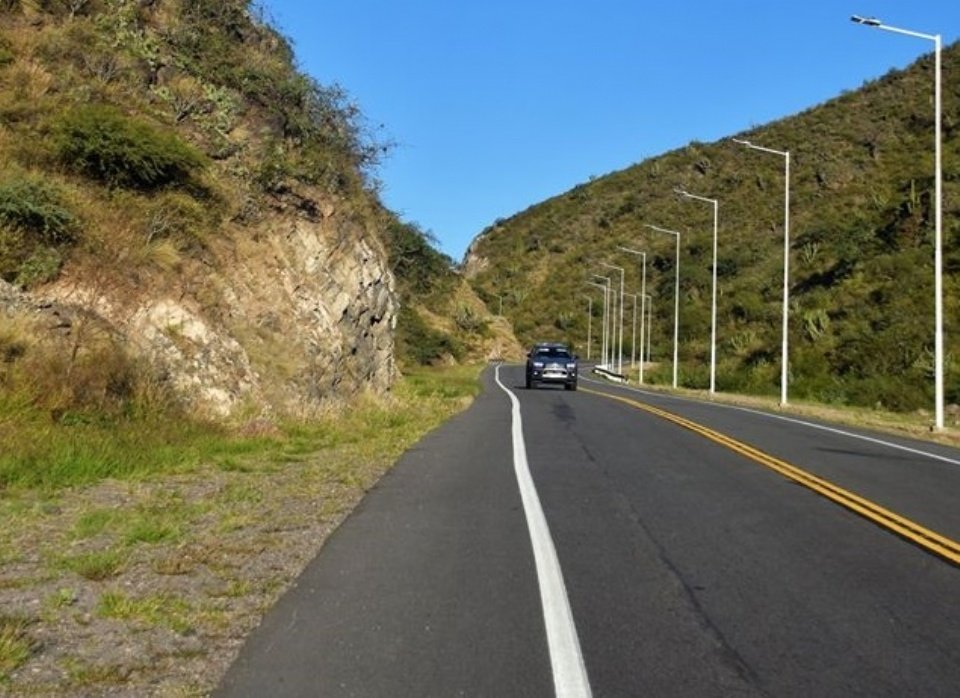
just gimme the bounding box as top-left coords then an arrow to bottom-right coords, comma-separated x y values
1,447 -> 389,696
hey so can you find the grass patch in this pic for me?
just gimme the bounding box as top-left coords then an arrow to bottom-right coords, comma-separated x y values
71,508 -> 123,540
401,363 -> 483,400
63,657 -> 136,688
123,516 -> 182,546
0,614 -> 35,682
96,590 -> 193,634
0,402 -> 261,492
1,364 -> 485,494
60,548 -> 125,581
42,588 -> 78,615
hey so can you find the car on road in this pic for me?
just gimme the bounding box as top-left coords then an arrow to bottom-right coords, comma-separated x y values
525,342 -> 578,390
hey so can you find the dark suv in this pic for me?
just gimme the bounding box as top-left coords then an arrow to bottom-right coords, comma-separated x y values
525,343 -> 578,391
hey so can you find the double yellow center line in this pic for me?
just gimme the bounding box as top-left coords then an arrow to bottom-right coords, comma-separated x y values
584,387 -> 960,566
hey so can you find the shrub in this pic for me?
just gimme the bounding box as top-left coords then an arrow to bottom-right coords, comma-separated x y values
0,177 -> 77,286
144,191 -> 209,252
14,246 -> 63,287
54,105 -> 206,190
0,178 -> 77,245
454,305 -> 487,334
395,305 -> 463,366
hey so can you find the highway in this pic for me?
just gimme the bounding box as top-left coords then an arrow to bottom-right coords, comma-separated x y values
216,364 -> 960,697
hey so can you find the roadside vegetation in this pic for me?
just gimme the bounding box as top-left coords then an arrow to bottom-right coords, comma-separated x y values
384,218 -> 508,366
0,363 -> 483,694
469,43 -> 960,418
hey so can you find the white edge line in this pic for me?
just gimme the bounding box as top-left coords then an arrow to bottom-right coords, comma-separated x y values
582,375 -> 960,467
495,365 -> 592,698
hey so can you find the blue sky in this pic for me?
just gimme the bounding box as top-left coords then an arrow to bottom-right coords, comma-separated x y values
262,1 -> 959,261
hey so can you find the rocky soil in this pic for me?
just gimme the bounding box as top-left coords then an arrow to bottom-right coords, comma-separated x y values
0,436 -> 403,696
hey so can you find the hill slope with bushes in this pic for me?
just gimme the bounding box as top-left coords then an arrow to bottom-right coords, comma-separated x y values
466,44 -> 960,414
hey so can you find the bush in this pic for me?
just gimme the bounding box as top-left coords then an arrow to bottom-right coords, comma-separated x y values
0,177 -> 77,244
395,305 -> 463,366
54,105 -> 206,190
0,177 -> 77,285
14,246 -> 63,287
144,191 -> 210,252
454,305 -> 488,334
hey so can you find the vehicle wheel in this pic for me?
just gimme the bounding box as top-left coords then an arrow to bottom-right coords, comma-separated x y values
565,381 -> 578,391
526,376 -> 533,389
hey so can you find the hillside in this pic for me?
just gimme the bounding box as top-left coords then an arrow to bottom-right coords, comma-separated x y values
466,43 -> 960,413
0,0 -> 497,423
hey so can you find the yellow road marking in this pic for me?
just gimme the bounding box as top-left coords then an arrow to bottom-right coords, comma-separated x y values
583,387 -> 960,565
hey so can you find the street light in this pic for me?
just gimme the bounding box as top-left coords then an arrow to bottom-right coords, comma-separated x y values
586,281 -> 607,366
643,293 -> 653,363
624,292 -> 638,372
619,246 -> 648,384
675,188 -> 720,395
733,137 -> 790,406
582,295 -> 593,360
599,261 -> 625,375
851,15 -> 944,430
645,224 -> 682,389
589,276 -> 611,369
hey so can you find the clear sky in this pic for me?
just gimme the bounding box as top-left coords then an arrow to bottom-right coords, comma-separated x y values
262,1 -> 959,262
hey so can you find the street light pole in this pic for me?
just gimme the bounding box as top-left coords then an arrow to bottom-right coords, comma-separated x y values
619,246 -> 648,384
733,138 -> 790,406
582,295 -> 593,360
644,293 -> 653,363
600,262 -> 625,375
586,281 -> 606,365
590,276 -> 611,369
494,293 -> 504,317
625,292 -> 638,371
851,15 -> 944,429
645,224 -> 682,389
676,188 -> 720,395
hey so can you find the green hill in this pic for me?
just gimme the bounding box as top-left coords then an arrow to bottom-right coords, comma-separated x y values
465,43 -> 960,414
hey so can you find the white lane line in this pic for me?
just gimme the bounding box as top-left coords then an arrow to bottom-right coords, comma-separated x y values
495,365 -> 592,698
582,375 -> 960,467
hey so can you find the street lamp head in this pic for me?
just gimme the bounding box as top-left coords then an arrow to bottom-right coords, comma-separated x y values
851,15 -> 882,27
673,186 -> 689,197
644,223 -> 678,235
731,137 -> 753,147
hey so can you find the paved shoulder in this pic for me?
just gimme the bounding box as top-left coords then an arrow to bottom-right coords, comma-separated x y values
215,367 -> 552,697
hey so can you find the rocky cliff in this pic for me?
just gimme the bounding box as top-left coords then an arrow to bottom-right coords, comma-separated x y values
2,189 -> 396,416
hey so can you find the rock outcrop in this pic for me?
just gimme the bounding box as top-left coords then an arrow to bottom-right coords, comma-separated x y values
3,196 -> 397,417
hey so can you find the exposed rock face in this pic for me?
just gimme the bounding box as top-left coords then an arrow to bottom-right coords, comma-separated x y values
461,232 -> 490,279
219,208 -> 397,411
6,198 -> 397,417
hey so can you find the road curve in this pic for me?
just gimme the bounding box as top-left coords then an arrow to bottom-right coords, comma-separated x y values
216,365 -> 960,697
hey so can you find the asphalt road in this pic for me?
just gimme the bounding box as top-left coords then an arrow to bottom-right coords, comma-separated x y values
216,365 -> 960,697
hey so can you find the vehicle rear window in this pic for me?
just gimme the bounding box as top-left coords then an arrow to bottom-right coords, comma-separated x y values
535,349 -> 571,360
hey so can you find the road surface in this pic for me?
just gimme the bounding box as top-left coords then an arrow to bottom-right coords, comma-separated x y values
216,365 -> 960,697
